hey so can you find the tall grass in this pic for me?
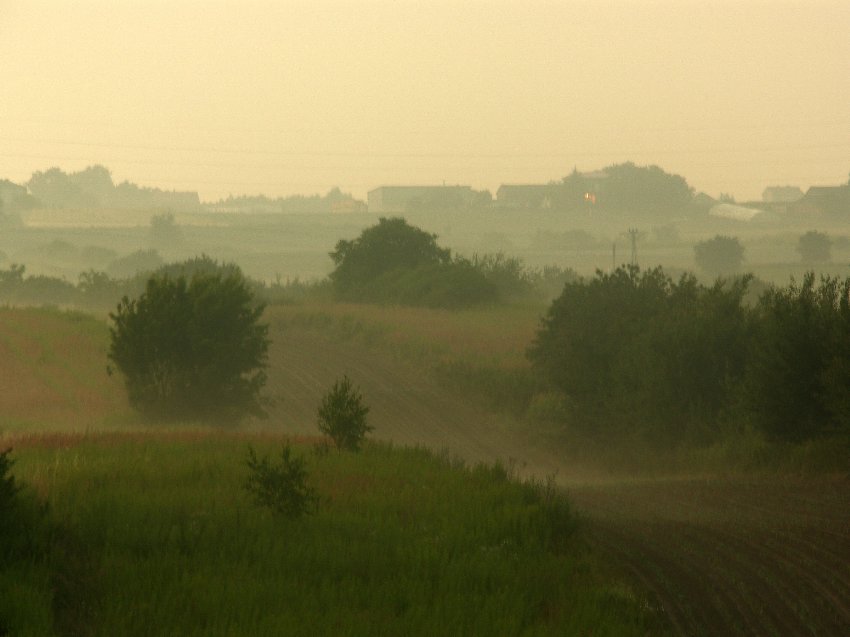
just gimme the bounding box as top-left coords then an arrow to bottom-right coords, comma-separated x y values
4,433 -> 659,636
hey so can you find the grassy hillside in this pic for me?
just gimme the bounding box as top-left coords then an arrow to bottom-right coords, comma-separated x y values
2,432 -> 659,636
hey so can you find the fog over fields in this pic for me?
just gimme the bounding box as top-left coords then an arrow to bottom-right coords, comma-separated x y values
2,2 -> 850,636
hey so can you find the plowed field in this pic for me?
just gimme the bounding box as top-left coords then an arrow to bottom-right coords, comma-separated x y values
268,324 -> 850,636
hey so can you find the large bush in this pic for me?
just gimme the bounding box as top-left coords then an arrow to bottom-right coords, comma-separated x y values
528,266 -> 750,443
108,264 -> 269,424
329,217 -> 497,307
694,235 -> 745,277
743,273 -> 850,441
797,230 -> 831,264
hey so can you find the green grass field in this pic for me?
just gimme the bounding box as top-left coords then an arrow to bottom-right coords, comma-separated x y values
2,433 -> 659,636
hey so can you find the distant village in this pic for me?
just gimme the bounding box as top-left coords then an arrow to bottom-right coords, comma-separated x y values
1,163 -> 848,221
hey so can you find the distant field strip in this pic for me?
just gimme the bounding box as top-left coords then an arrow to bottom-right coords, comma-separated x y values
0,308 -> 131,432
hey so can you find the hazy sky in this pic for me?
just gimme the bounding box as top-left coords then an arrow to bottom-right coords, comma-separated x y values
1,0 -> 848,202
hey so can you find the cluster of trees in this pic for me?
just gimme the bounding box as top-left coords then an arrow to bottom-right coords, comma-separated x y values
692,231 -> 834,278
329,217 -> 577,308
549,163 -> 694,215
529,266 -> 850,444
26,165 -> 200,210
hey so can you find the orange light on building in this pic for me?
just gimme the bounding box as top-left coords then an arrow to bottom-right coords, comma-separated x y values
584,192 -> 596,204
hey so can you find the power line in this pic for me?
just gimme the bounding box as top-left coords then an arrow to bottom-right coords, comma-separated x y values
1,136 -> 849,159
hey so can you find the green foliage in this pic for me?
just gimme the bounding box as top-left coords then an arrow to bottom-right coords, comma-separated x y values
330,217 -> 450,294
317,375 -> 372,451
244,444 -> 319,518
470,252 -> 535,300
743,273 -> 850,441
529,266 -> 751,443
329,217 -> 501,308
371,259 -> 498,308
108,264 -> 269,424
694,235 -> 745,277
797,230 -> 831,263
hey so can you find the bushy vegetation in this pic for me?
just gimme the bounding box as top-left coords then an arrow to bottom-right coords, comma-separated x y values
108,262 -> 269,424
329,217 -> 498,308
797,230 -> 831,263
317,376 -> 372,451
529,265 -> 850,446
693,235 -> 745,277
328,217 -> 577,308
742,273 -> 850,441
244,444 -> 318,518
529,266 -> 750,444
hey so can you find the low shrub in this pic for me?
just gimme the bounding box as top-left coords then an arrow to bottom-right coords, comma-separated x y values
244,444 -> 319,519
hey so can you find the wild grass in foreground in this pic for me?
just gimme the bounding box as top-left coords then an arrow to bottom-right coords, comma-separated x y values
2,432 -> 660,636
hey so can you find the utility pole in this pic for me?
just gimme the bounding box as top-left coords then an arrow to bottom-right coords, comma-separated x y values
624,228 -> 641,266
612,242 -> 617,271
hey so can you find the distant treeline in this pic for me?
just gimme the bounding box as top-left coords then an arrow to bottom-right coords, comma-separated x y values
207,187 -> 365,214
0,255 -> 333,311
25,165 -> 201,211
529,266 -> 850,445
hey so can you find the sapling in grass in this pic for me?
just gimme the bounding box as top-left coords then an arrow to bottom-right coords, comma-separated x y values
317,375 -> 372,451
244,444 -> 318,519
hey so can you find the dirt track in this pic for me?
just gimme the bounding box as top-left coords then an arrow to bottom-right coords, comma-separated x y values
267,326 -> 850,636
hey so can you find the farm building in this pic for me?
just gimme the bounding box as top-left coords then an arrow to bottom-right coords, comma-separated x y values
762,186 -> 804,203
367,185 -> 475,213
495,184 -> 556,209
791,186 -> 850,217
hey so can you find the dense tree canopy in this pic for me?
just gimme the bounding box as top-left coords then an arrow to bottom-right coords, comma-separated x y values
528,266 -> 751,443
743,274 -> 850,441
108,264 -> 269,424
328,217 -> 497,307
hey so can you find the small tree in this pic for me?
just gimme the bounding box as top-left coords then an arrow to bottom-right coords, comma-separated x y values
108,265 -> 269,424
244,444 -> 318,519
694,235 -> 745,277
317,376 -> 372,451
797,231 -> 831,264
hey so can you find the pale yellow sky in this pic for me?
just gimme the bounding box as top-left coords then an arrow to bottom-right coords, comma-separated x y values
1,1 -> 848,202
